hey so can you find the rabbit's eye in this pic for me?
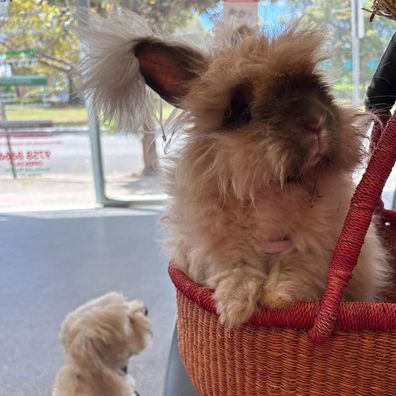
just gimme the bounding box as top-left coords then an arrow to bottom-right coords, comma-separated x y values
223,89 -> 252,128
238,102 -> 251,123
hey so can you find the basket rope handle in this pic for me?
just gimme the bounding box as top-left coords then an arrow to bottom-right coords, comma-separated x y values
309,114 -> 396,344
370,113 -> 391,153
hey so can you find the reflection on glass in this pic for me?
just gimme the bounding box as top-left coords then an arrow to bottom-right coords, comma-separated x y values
0,0 -> 394,210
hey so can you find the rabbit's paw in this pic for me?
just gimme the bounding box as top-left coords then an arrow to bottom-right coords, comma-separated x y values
261,281 -> 297,309
209,267 -> 266,327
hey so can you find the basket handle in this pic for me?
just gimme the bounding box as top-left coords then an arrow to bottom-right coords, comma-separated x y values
370,113 -> 391,153
309,113 -> 396,344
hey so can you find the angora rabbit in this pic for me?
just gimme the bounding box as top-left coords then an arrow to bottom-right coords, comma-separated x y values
79,13 -> 390,327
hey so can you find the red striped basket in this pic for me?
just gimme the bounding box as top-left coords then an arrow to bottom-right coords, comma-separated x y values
169,113 -> 396,395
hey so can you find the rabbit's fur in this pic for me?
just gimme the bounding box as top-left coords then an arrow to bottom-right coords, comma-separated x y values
79,12 -> 390,326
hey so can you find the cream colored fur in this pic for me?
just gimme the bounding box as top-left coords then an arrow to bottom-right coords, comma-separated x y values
79,13 -> 390,327
53,292 -> 151,396
77,11 -> 154,131
163,168 -> 388,325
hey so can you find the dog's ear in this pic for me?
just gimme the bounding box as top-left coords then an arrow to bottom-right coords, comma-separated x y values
71,332 -> 117,384
134,38 -> 208,107
71,333 -> 102,369
127,305 -> 152,352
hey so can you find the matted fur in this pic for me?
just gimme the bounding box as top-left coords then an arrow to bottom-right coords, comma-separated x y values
53,292 -> 151,396
79,14 -> 391,327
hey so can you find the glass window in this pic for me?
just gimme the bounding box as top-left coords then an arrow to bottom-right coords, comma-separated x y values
0,0 -> 394,210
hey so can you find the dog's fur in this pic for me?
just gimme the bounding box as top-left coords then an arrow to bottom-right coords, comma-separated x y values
53,292 -> 151,396
79,12 -> 390,327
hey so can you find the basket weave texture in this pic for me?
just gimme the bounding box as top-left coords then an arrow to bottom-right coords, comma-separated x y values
173,270 -> 396,396
169,112 -> 396,395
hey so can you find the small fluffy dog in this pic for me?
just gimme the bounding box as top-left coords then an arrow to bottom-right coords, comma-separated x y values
53,292 -> 151,396
79,13 -> 390,327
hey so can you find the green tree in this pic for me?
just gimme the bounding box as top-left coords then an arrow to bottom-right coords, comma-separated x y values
119,0 -> 216,32
267,0 -> 395,102
1,1 -> 80,101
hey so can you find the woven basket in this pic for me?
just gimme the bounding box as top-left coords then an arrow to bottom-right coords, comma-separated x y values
169,112 -> 396,395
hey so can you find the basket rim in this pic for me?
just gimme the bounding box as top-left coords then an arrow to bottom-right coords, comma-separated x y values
169,209 -> 396,332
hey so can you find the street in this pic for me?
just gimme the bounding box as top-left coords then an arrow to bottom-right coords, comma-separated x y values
0,133 -> 166,211
0,132 -> 395,212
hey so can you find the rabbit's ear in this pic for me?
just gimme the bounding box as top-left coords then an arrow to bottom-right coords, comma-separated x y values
78,11 -> 208,129
135,39 -> 208,107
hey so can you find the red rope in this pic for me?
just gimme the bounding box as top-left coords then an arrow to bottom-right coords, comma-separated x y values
370,113 -> 391,152
169,263 -> 396,331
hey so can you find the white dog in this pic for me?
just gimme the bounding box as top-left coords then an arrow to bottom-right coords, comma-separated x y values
79,12 -> 390,327
53,292 -> 151,396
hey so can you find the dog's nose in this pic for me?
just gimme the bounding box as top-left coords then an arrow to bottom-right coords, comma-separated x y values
143,306 -> 148,316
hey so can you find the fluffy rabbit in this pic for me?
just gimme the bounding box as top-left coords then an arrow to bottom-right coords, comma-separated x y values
79,12 -> 390,327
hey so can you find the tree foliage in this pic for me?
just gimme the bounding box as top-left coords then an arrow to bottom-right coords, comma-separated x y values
265,0 -> 396,101
118,0 -> 217,32
1,0 -> 394,103
1,1 -> 79,92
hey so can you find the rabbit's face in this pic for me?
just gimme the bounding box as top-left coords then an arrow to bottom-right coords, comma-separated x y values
80,20 -> 365,197
181,30 -> 363,193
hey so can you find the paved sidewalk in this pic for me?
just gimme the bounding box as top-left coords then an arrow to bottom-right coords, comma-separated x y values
1,132 -> 394,212
1,169 -> 394,212
0,173 -> 166,212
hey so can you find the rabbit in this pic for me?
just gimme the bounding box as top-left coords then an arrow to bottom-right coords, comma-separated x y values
78,12 -> 390,327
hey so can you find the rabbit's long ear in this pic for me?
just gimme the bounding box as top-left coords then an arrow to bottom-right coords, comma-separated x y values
78,11 -> 207,131
135,39 -> 207,106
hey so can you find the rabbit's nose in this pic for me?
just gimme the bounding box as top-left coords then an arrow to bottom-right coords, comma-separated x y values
305,123 -> 322,135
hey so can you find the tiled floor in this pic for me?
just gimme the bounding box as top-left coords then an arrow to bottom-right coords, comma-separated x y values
0,208 -> 175,396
